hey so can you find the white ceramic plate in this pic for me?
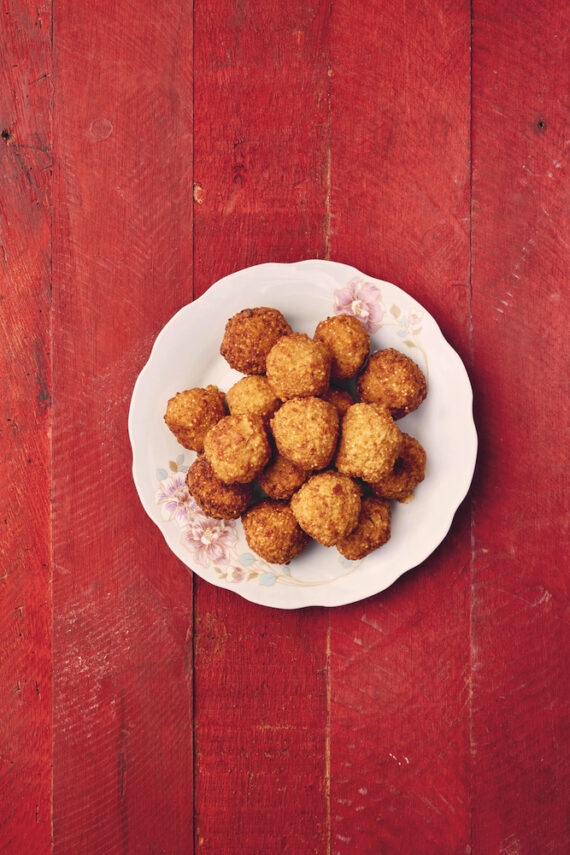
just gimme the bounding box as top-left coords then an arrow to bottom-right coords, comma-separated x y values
128,260 -> 477,609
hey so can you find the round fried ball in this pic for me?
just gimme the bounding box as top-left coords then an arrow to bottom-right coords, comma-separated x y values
356,347 -> 427,419
290,471 -> 361,547
226,375 -> 280,423
320,386 -> 355,416
369,433 -> 426,502
314,314 -> 370,380
203,414 -> 271,484
242,500 -> 310,564
270,397 -> 339,471
220,307 -> 292,374
257,454 -> 308,500
164,385 -> 226,452
336,497 -> 392,560
186,455 -> 252,519
266,333 -> 332,400
335,403 -> 403,482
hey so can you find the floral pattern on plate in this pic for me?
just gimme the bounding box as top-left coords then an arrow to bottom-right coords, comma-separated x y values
154,457 -> 361,588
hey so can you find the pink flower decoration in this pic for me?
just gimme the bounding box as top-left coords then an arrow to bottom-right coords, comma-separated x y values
155,472 -> 197,527
182,517 -> 237,566
334,277 -> 384,332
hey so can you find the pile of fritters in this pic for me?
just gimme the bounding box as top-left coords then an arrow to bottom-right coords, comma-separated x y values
164,307 -> 427,565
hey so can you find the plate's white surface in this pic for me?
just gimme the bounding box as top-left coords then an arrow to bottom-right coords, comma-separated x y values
128,260 -> 477,609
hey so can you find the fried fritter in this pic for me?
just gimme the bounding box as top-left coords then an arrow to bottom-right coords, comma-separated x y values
356,347 -> 427,419
290,471 -> 361,547
369,433 -> 426,502
164,385 -> 226,452
226,375 -> 281,423
266,333 -> 332,400
220,307 -> 292,374
314,314 -> 370,380
270,397 -> 339,471
203,414 -> 271,484
320,386 -> 355,416
242,500 -> 310,564
336,497 -> 392,560
257,454 -> 309,500
186,455 -> 252,519
335,403 -> 403,482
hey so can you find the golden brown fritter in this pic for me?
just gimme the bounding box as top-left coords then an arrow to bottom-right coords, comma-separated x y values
290,471 -> 361,547
186,455 -> 252,519
313,314 -> 370,380
266,333 -> 332,400
226,375 -> 281,423
203,414 -> 271,484
335,403 -> 403,482
270,397 -> 339,471
242,500 -> 310,564
220,307 -> 292,374
336,497 -> 392,560
320,386 -> 355,416
257,454 -> 309,500
356,347 -> 427,419
368,433 -> 426,502
164,385 -> 226,452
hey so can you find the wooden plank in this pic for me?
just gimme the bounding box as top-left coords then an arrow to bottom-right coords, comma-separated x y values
51,2 -> 194,851
328,1 -> 473,852
0,2 -> 52,852
192,1 -> 331,851
471,1 -> 569,851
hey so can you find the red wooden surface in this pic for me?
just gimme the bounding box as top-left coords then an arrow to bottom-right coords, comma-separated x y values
1,1 -> 52,851
1,1 -> 568,854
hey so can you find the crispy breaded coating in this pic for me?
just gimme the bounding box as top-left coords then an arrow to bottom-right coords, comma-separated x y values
203,414 -> 271,484
266,333 -> 332,400
356,347 -> 427,419
226,375 -> 281,422
270,397 -> 339,471
336,497 -> 392,560
335,403 -> 403,482
290,471 -> 361,547
314,314 -> 370,380
257,454 -> 308,500
242,500 -> 310,564
164,385 -> 226,452
369,433 -> 426,502
320,386 -> 355,416
220,307 -> 291,374
186,455 -> 252,519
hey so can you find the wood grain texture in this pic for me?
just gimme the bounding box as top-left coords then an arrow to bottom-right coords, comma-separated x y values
328,1 -> 472,852
0,2 -> 52,852
51,1 -> 194,851
192,1 -> 331,852
471,1 -> 569,851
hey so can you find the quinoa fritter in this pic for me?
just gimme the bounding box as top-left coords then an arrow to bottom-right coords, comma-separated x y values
257,454 -> 308,500
226,375 -> 280,422
357,348 -> 427,419
320,386 -> 355,416
336,497 -> 392,560
203,414 -> 271,484
220,307 -> 291,374
335,403 -> 403,482
186,455 -> 252,519
369,433 -> 426,502
270,397 -> 339,471
242,500 -> 310,564
290,471 -> 361,547
314,314 -> 370,380
163,385 -> 226,452
266,333 -> 332,400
